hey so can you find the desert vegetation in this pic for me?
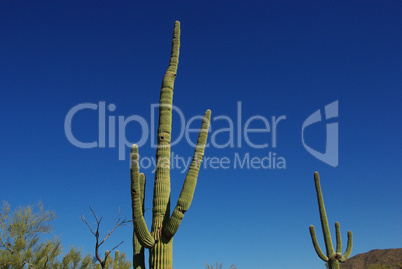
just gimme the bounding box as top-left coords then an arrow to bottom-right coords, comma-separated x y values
0,201 -> 131,268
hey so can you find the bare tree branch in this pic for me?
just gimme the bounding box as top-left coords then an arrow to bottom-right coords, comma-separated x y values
81,205 -> 131,269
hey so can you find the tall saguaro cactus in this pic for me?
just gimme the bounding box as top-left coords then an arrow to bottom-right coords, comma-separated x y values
309,172 -> 353,269
130,21 -> 211,269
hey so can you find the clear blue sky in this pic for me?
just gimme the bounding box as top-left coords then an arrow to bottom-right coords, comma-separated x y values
1,1 -> 401,268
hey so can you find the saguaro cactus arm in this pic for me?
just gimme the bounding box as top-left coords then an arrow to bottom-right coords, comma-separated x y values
163,110 -> 211,239
130,145 -> 155,248
132,165 -> 146,269
309,225 -> 329,262
335,222 -> 342,255
340,230 -> 353,262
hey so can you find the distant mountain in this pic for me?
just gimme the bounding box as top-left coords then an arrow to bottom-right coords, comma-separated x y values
341,248 -> 402,269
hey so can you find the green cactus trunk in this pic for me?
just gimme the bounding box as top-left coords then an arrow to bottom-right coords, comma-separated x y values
328,260 -> 340,269
149,239 -> 173,269
130,21 -> 211,269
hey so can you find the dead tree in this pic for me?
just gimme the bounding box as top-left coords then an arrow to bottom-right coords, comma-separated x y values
81,206 -> 130,269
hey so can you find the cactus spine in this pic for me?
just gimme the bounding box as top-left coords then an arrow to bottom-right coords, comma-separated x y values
130,21 -> 211,269
309,172 -> 353,269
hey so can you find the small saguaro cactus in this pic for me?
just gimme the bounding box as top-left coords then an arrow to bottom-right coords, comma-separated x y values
309,172 -> 353,269
130,21 -> 211,269
97,250 -> 131,269
104,250 -> 119,269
